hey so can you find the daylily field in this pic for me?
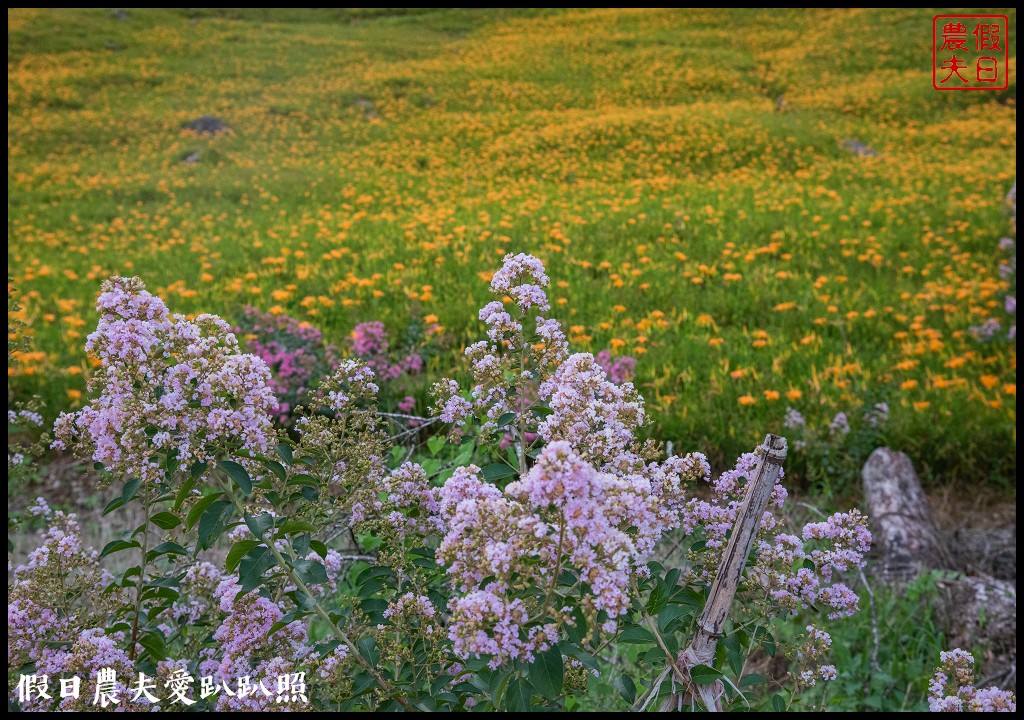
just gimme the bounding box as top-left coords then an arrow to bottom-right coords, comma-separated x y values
6,8 -> 1018,714
8,8 -> 1017,484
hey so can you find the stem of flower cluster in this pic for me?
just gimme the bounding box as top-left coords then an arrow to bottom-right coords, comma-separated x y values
517,325 -> 528,479
542,515 -> 567,614
219,479 -> 422,712
128,490 -> 152,661
629,577 -> 690,693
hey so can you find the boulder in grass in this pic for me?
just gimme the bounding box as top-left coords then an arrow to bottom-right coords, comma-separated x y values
841,139 -> 879,157
862,447 -> 944,582
863,447 -> 1016,690
183,116 -> 230,136
354,97 -> 379,120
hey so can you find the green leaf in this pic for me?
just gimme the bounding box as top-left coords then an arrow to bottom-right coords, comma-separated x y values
185,493 -> 224,530
294,558 -> 329,585
690,664 -> 723,686
139,632 -> 167,661
669,585 -> 705,608
276,442 -> 293,465
173,476 -> 197,512
771,693 -> 786,712
150,511 -> 181,530
723,633 -> 744,675
357,636 -> 379,666
148,542 -> 189,560
238,546 -> 275,592
503,677 -> 533,712
617,626 -> 654,644
102,496 -> 124,516
189,460 -> 208,478
657,604 -> 691,634
197,500 -> 232,549
647,577 -> 669,615
264,459 -> 287,482
226,540 -> 262,572
288,473 -> 319,487
740,673 -> 766,687
481,463 -> 517,482
278,520 -> 317,536
454,444 -> 473,467
357,565 -> 394,585
147,575 -> 181,588
122,477 -> 141,504
219,460 -> 252,494
495,411 -> 517,428
244,511 -> 274,539
427,435 -> 446,456
358,579 -> 385,598
100,539 -> 140,558
141,585 -> 179,602
390,445 -> 405,465
529,647 -> 564,700
309,540 -> 328,559
616,674 -> 636,705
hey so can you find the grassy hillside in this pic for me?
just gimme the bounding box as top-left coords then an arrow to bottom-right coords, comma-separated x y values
7,8 -> 1017,485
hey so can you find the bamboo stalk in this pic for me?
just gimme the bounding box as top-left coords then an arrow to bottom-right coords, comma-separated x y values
661,433 -> 788,712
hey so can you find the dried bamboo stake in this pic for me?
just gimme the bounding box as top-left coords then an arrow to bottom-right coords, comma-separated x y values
660,434 -> 788,712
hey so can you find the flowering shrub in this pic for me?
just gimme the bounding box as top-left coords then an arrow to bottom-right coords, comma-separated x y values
595,349 -> 637,385
928,649 -> 1015,712
347,317 -> 443,411
9,257 -> 883,712
233,306 -> 340,422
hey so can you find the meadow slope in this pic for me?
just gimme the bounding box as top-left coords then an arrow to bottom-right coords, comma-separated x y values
8,8 -> 1017,485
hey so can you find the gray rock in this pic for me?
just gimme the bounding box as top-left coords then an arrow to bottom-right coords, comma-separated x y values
862,447 -> 945,582
354,97 -> 378,120
842,139 -> 879,157
183,116 -> 230,135
942,527 -> 1015,581
863,447 -> 1017,689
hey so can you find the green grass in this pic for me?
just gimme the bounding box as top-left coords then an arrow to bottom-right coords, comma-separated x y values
7,8 -> 1017,488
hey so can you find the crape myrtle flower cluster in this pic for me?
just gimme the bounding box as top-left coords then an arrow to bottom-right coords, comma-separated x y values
8,511 -> 114,676
928,649 -> 1016,712
795,625 -> 837,688
681,451 -> 870,621
233,305 -> 341,422
10,518 -> 349,712
52,277 -> 278,486
430,253 -> 570,440
438,442 -> 709,667
429,253 -> 871,669
13,255 -> 881,710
